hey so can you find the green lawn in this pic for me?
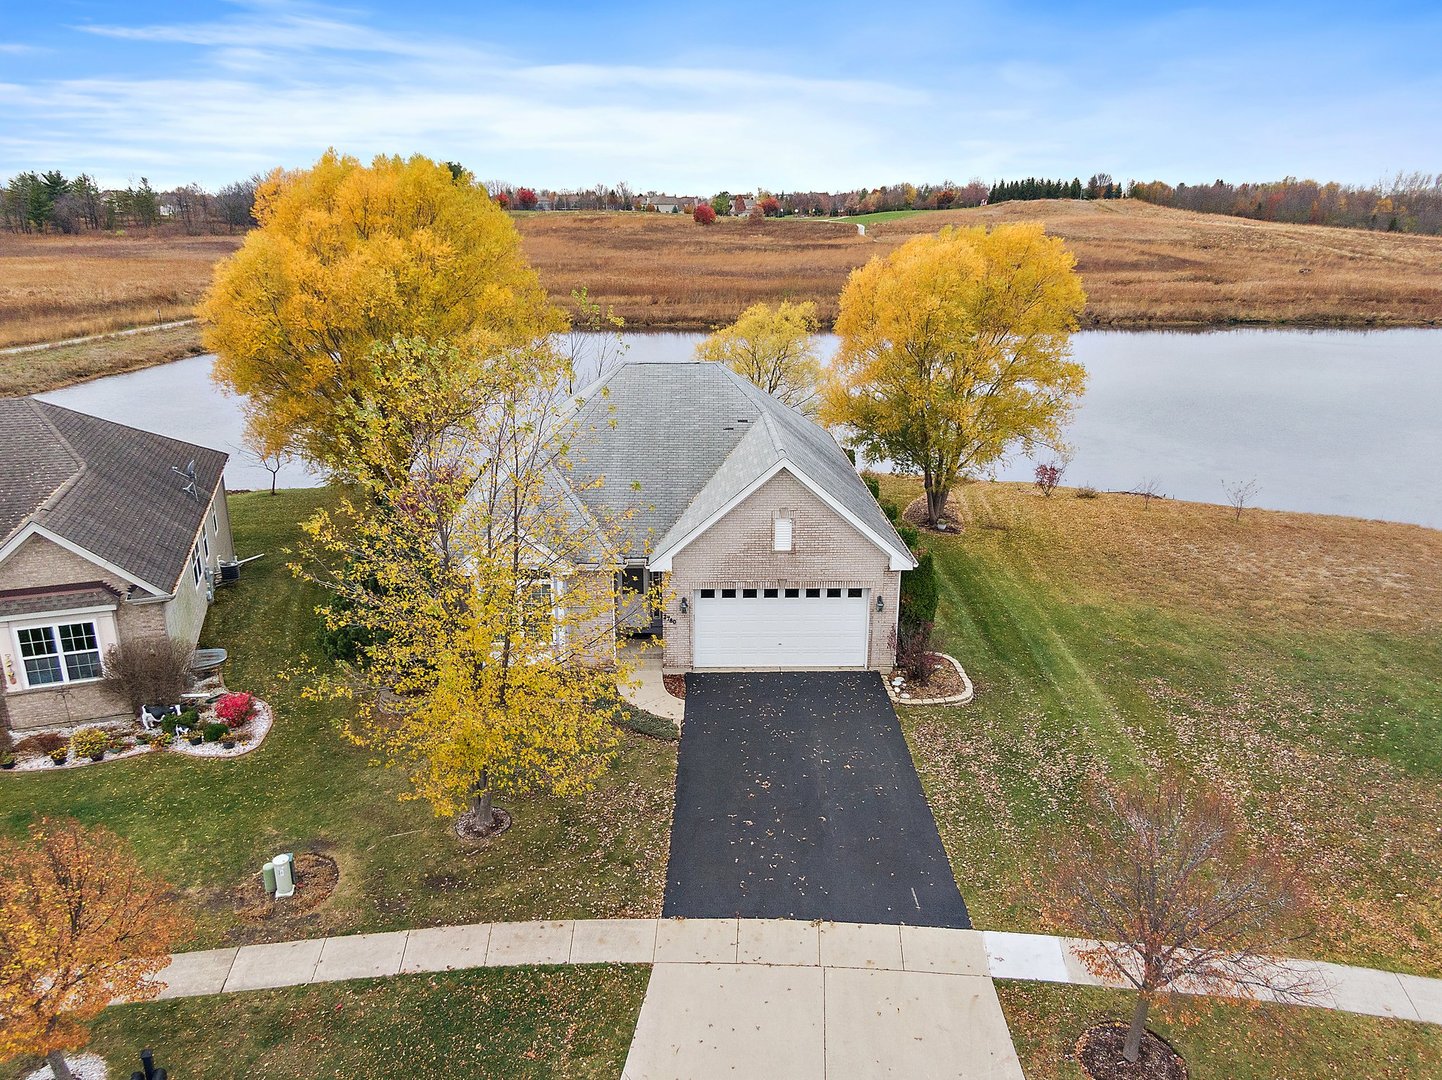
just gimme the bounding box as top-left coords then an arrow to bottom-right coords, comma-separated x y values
74,965 -> 647,1080
996,981 -> 1442,1080
783,209 -> 932,225
0,489 -> 677,948
883,477 -> 1442,978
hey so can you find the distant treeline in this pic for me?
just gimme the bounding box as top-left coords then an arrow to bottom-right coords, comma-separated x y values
1,170 -> 259,234
6,166 -> 1441,237
1128,174 -> 1442,234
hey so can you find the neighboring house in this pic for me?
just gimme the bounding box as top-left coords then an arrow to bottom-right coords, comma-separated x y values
566,361 -> 915,673
730,194 -> 755,216
0,399 -> 233,732
650,200 -> 681,214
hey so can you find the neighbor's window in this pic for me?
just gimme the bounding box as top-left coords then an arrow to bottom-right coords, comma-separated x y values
191,544 -> 204,587
773,517 -> 794,552
15,622 -> 103,687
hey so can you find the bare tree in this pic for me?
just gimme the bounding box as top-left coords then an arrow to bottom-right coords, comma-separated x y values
1136,476 -> 1163,509
560,287 -> 628,394
237,422 -> 293,495
1045,771 -> 1312,1065
1222,478 -> 1260,521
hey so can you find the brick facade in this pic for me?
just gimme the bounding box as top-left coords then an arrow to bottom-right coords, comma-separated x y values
659,471 -> 900,672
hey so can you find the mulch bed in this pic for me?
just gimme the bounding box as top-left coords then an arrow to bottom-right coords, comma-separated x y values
1076,1022 -> 1188,1080
889,654 -> 967,700
902,495 -> 964,533
232,853 -> 339,920
662,674 -> 687,700
454,807 -> 513,843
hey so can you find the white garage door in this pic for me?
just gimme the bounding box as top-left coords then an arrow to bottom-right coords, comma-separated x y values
692,586 -> 870,669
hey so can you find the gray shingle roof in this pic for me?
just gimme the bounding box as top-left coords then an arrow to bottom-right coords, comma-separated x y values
0,582 -> 121,619
567,361 -> 913,567
0,399 -> 228,593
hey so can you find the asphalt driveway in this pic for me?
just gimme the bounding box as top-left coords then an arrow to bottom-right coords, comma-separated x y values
662,671 -> 970,928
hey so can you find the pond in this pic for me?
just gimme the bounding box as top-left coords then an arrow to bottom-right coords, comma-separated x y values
38,328 -> 1442,530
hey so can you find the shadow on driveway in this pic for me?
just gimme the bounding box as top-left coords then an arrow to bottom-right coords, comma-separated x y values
663,671 -> 970,928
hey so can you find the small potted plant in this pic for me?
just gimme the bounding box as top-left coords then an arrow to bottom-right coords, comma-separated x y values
49,747 -> 69,766
71,727 -> 111,762
1,753 -> 15,770
156,732 -> 174,749
186,730 -> 204,746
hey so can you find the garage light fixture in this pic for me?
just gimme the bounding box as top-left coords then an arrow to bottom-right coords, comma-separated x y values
875,595 -> 884,612
680,597 -> 689,614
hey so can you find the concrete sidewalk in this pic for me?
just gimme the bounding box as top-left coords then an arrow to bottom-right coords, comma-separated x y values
150,918 -> 1442,1029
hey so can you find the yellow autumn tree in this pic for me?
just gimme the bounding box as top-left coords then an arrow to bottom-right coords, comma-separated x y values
695,300 -> 822,411
0,819 -> 188,1080
296,337 -> 631,837
821,223 -> 1087,526
199,150 -> 564,470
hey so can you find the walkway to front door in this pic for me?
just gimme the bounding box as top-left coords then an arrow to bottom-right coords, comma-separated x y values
663,670 -> 970,928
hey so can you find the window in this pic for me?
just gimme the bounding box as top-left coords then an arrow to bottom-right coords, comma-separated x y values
847,588 -> 864,598
826,588 -> 842,598
202,531 -> 210,559
772,517 -> 793,552
16,622 -> 102,687
700,589 -> 716,599
721,588 -> 736,599
191,544 -> 204,587
805,588 -> 821,598
521,580 -> 555,637
784,588 -> 800,598
763,588 -> 779,598
210,509 -> 218,533
742,588 -> 758,598
620,566 -> 645,595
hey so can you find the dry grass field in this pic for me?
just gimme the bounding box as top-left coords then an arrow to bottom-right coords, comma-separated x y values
0,232 -> 239,348
522,200 -> 1442,330
3,201 -> 1441,394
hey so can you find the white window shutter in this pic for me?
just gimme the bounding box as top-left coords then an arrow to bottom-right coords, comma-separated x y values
773,517 -> 793,552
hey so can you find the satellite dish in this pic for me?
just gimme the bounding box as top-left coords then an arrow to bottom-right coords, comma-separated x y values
172,460 -> 201,501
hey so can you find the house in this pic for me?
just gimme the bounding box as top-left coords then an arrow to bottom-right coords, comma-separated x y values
0,399 -> 234,732
566,361 -> 915,673
730,194 -> 755,216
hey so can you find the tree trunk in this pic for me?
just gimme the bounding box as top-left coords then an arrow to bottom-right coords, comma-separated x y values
46,1049 -> 76,1080
1123,994 -> 1150,1064
925,484 -> 949,528
469,773 -> 496,831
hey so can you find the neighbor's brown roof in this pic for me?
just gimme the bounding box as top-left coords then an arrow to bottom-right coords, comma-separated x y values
0,399 -> 228,593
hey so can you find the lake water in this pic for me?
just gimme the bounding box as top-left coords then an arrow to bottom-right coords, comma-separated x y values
38,328 -> 1442,530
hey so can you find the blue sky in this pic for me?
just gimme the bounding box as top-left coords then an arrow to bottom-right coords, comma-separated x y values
1,0 -> 1438,192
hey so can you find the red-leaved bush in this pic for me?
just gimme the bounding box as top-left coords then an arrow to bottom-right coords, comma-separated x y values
693,203 -> 717,225
214,692 -> 256,727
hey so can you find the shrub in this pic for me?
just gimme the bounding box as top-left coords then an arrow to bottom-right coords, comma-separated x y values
215,692 -> 256,727
864,474 -> 881,501
203,721 -> 230,743
70,728 -> 111,758
102,637 -> 194,713
896,619 -> 939,681
1075,484 -> 1100,499
693,203 -> 717,225
900,550 -> 939,628
15,732 -> 67,756
1034,462 -> 1063,496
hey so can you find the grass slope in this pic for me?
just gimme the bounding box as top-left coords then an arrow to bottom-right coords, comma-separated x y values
74,965 -> 647,1080
997,981 -> 1442,1079
0,489 -> 677,948
881,478 -> 1442,977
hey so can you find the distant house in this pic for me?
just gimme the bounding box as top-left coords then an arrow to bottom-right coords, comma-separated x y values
650,200 -> 681,214
0,400 -> 234,732
731,194 -> 756,216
